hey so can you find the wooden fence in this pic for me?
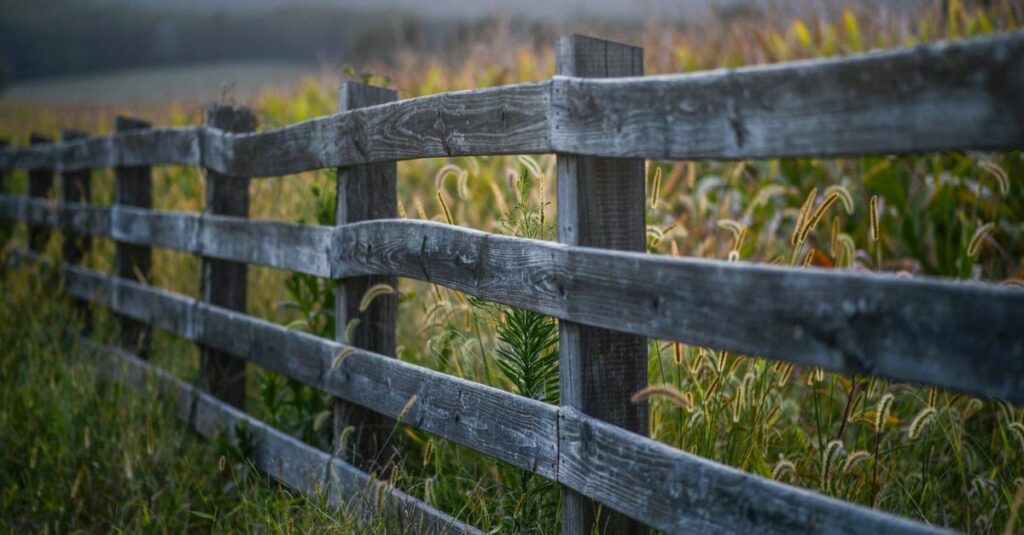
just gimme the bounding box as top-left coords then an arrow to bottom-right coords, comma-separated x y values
1,31 -> 1023,534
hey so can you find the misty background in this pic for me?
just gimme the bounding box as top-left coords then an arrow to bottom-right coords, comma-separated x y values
0,0 -> 920,104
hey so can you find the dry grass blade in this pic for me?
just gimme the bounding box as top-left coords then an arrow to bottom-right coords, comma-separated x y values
358,283 -> 395,313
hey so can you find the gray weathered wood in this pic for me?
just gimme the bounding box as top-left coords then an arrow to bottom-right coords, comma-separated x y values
556,34 -> 648,535
200,105 -> 255,410
555,407 -> 943,534
15,255 -> 946,533
0,82 -> 548,177
334,81 -> 399,474
115,117 -> 153,358
60,130 -> 92,265
1,33 -> 1021,175
204,82 -> 550,177
58,262 -> 560,479
28,134 -> 54,253
550,30 -> 1024,160
111,206 -> 334,277
60,129 -> 94,331
0,194 -> 110,236
335,219 -> 1024,403
3,202 -> 1022,402
0,139 -> 10,248
90,340 -> 479,534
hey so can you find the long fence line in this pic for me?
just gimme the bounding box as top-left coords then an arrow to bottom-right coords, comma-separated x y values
1,31 -> 1022,534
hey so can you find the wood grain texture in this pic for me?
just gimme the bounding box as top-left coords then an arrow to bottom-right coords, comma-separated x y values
114,117 -> 154,358
333,82 -> 399,474
111,206 -> 334,277
0,83 -> 548,176
57,262 -> 560,480
90,341 -> 479,534
199,105 -> 255,410
3,203 -> 1022,402
550,30 -> 1024,159
555,407 -> 943,534
19,255 -> 947,533
208,82 -> 551,177
335,219 -> 1024,402
28,134 -> 54,253
1,32 -> 1021,174
555,33 -> 648,535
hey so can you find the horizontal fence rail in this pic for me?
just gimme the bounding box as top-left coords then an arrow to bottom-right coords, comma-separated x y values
1,31 -> 1022,175
6,252 -> 940,534
2,29 -> 1022,534
83,339 -> 477,535
3,195 -> 1022,402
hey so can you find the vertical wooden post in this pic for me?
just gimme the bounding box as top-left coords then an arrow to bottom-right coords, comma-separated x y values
555,34 -> 649,535
114,117 -> 153,357
28,133 -> 54,254
333,81 -> 398,473
200,105 -> 256,410
0,139 -> 10,249
60,129 -> 93,331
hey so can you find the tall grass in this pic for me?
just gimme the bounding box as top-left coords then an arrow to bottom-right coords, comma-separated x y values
1,1 -> 1023,533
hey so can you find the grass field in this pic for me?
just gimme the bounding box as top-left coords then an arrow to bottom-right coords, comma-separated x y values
2,2 -> 1023,533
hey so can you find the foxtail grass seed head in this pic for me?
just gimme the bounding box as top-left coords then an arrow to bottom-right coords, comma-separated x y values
673,343 -> 683,365
517,155 -> 543,179
313,410 -> 332,432
631,385 -> 694,412
650,166 -> 663,209
875,393 -> 895,432
841,450 -> 873,475
1009,422 -> 1024,455
907,406 -> 937,440
422,439 -> 435,467
685,161 -> 697,189
717,219 -> 746,242
774,362 -> 794,387
821,439 -> 845,492
436,191 -> 454,225
335,426 -> 355,457
869,195 -> 880,242
927,387 -> 938,408
967,222 -> 994,258
358,283 -> 395,313
792,187 -> 818,246
397,199 -> 407,219
772,458 -> 797,481
830,216 -> 840,256
994,398 -> 1016,422
978,160 -> 1010,196
825,184 -> 855,214
398,394 -> 420,422
344,318 -> 361,344
798,192 -> 840,244
962,398 -> 983,421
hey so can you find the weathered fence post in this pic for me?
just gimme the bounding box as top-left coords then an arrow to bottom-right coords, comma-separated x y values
0,139 -> 10,249
555,35 -> 649,535
28,133 -> 54,254
333,81 -> 398,473
200,105 -> 256,410
114,117 -> 153,357
60,129 -> 92,331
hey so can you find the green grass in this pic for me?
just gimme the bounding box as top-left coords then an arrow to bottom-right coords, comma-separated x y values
0,261 -> 375,534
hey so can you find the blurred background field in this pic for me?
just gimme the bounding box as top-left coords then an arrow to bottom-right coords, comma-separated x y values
1,1 -> 1023,533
